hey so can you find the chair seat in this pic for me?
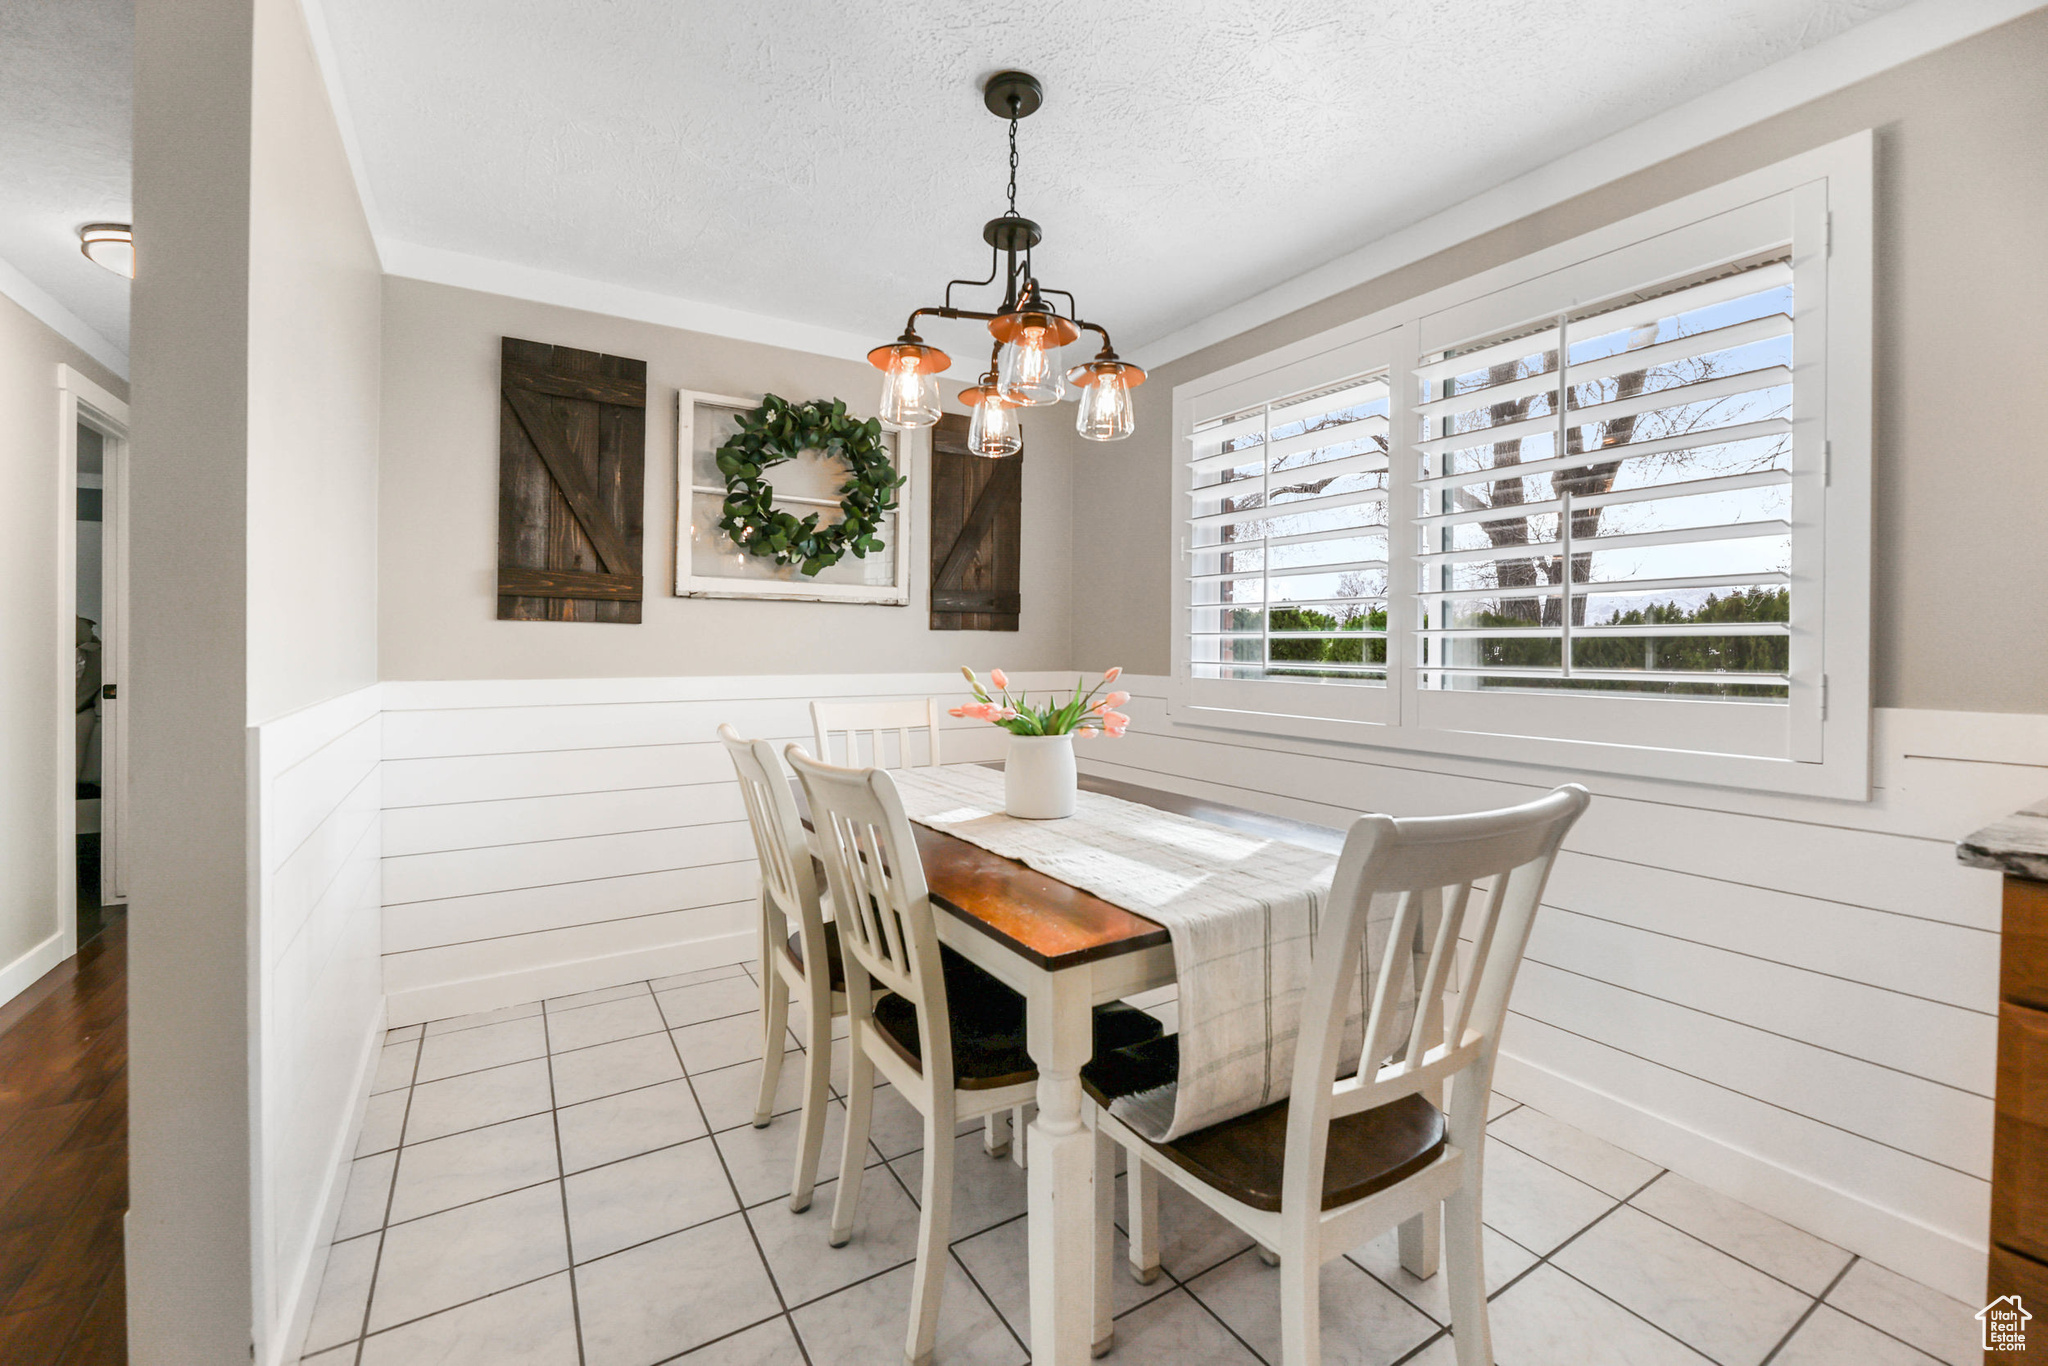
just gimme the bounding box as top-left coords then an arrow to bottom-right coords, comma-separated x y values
872,947 -> 1164,1091
1083,1035 -> 1447,1212
783,921 -> 847,992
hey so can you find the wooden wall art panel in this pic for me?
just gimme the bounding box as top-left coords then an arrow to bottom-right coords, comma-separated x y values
928,412 -> 1021,631
498,337 -> 647,622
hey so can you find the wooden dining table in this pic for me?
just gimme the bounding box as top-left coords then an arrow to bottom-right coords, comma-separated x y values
802,769 -> 1402,1364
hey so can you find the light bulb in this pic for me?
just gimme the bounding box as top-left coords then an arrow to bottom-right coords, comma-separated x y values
1075,370 -> 1134,441
877,352 -> 939,428
996,324 -> 1065,406
967,392 -> 1022,458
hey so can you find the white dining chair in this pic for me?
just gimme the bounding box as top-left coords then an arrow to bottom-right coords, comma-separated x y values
718,724 -> 845,1214
787,746 -> 1164,1366
810,697 -> 944,770
810,696 -> 1026,1162
1086,785 -> 1590,1365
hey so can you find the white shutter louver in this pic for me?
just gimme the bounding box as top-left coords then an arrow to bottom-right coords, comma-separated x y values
1412,258 -> 1797,700
1187,372 -> 1392,685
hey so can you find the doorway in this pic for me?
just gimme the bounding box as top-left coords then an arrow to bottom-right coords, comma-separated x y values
58,366 -> 128,950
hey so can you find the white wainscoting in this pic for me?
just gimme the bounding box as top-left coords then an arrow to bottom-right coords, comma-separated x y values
1075,676 -> 2044,1305
251,683 -> 386,1366
369,667 -> 2035,1302
377,672 -> 1028,1026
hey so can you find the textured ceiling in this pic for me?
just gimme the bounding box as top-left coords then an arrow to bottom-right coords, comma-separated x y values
0,0 -> 132,352
322,0 -> 1912,355
1,1 -> 1926,363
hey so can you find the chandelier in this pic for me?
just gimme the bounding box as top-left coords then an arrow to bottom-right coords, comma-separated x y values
868,71 -> 1145,456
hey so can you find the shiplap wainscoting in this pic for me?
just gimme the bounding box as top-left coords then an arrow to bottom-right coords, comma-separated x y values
367,669 -> 2037,1303
252,683 -> 386,1366
1075,677 -> 2044,1305
377,673 -> 1034,1025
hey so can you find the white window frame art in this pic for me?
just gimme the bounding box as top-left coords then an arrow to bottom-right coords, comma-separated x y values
1169,131 -> 1873,799
675,387 -> 920,605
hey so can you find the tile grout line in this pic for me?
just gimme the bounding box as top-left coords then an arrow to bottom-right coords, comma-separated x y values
1621,1190 -> 1857,1302
945,1242 -> 1031,1363
1757,1255 -> 1860,1366
1481,1166 -> 1668,1309
1175,1245 -> 1282,1365
654,968 -> 818,1366
347,1030 -> 423,1365
541,992 -> 592,1366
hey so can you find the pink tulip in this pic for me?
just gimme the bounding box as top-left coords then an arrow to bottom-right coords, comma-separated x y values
996,707 -> 1019,721
1103,667 -> 1122,683
990,668 -> 1009,690
1104,691 -> 1130,709
947,705 -> 970,718
1103,716 -> 1129,738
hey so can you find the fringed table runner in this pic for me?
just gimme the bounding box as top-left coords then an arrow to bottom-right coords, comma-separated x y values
889,764 -> 1410,1142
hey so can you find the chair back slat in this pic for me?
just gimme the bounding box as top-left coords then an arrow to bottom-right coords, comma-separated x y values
1353,889 -> 1420,1084
1403,880 -> 1474,1067
1279,785 -> 1589,1218
810,699 -> 943,770
1444,874 -> 1512,1050
719,724 -> 826,984
787,745 -> 955,1089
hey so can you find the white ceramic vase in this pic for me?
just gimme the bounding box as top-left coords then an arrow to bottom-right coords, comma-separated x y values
1004,732 -> 1077,819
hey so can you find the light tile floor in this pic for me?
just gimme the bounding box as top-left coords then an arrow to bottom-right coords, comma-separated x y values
300,962 -> 1983,1366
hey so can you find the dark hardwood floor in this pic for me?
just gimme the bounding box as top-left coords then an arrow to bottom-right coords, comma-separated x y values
0,913 -> 126,1362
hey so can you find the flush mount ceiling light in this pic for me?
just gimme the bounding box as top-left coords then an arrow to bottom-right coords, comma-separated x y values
79,223 -> 133,278
868,71 -> 1144,453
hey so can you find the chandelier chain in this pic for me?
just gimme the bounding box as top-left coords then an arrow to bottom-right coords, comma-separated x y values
1006,117 -> 1019,215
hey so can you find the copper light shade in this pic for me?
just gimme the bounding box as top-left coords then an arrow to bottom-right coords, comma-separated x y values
987,309 -> 1081,349
865,339 -> 952,374
868,332 -> 952,429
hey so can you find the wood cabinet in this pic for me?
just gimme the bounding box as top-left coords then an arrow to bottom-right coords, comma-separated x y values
1989,875 -> 2048,1359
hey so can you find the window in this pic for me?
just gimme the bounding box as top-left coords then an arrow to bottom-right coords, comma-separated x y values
1186,353 -> 1393,724
1170,133 -> 1871,795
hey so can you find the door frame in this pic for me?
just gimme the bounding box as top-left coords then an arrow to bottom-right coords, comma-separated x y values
57,365 -> 130,948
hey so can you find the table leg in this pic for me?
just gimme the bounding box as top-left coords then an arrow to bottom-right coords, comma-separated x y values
1026,966 -> 1097,1366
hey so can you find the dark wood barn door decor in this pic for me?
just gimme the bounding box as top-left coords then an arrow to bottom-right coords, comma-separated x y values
498,336 -> 647,622
928,411 -> 1022,631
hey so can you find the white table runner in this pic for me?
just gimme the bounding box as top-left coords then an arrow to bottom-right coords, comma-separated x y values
890,764 -> 1410,1142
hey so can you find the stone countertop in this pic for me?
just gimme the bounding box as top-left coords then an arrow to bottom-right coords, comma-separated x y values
1958,798 -> 2048,881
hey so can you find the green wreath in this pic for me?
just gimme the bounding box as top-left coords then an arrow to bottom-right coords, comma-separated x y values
714,394 -> 905,578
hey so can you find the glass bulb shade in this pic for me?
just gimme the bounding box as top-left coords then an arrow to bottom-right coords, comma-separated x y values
965,390 -> 1023,458
876,353 -> 941,428
995,326 -> 1066,406
79,224 -> 133,278
1074,370 -> 1135,442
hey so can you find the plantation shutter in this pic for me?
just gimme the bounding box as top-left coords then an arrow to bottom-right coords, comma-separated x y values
498,337 -> 647,623
928,412 -> 1022,630
1181,337 -> 1396,727
1411,259 -> 1796,697
1401,175 -> 1831,763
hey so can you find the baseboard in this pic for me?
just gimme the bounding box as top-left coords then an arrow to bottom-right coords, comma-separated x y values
0,929 -> 71,1013
385,927 -> 756,1027
1493,1051 -> 1989,1304
265,1001 -> 387,1366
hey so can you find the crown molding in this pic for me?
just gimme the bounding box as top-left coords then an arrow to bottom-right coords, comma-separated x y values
0,254 -> 128,380
1129,0 -> 2048,371
378,239 -> 878,364
296,0 -> 389,268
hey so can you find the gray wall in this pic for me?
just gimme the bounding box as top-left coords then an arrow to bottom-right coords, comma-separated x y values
0,299 -> 123,977
128,0 -> 382,1357
1074,10 -> 2048,716
246,0 -> 381,724
378,277 -> 1076,681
